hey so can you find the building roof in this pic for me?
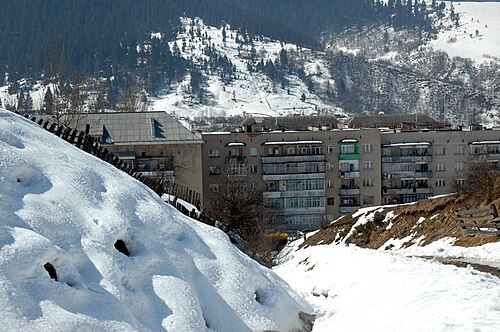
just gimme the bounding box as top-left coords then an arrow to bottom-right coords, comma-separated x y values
239,115 -> 338,131
63,111 -> 202,144
347,114 -> 442,129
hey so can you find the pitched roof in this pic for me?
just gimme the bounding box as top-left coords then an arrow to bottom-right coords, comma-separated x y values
65,111 -> 202,144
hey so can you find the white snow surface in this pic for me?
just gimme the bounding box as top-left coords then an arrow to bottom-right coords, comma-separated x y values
276,238 -> 500,332
430,1 -> 500,63
276,203 -> 500,331
0,109 -> 311,331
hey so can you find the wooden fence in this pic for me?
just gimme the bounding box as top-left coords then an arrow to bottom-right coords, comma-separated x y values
456,203 -> 500,236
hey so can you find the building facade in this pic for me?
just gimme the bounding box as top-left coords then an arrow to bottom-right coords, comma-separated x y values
202,119 -> 500,232
63,112 -> 205,200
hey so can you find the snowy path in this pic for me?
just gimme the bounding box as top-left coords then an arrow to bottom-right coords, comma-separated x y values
275,243 -> 500,332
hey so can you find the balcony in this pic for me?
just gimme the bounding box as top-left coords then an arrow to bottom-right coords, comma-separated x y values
382,155 -> 432,163
263,173 -> 325,181
383,187 -> 433,195
339,171 -> 360,178
383,171 -> 433,178
271,207 -> 326,215
340,206 -> 360,214
262,155 -> 325,164
139,170 -> 174,177
339,188 -> 360,195
225,155 -> 246,164
263,190 -> 325,199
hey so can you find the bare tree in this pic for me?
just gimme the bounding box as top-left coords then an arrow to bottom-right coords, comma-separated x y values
120,86 -> 149,112
205,164 -> 279,266
451,157 -> 500,202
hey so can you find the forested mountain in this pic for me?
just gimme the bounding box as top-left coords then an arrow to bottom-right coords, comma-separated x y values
0,0 -> 432,83
1,0 -> 497,127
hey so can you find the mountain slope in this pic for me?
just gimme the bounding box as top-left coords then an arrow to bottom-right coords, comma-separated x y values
0,109 -> 311,331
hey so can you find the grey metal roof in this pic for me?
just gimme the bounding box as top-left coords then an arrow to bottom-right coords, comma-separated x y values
239,115 -> 338,131
347,114 -> 441,129
77,111 -> 202,144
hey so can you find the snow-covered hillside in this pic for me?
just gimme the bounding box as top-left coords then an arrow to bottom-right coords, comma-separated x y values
430,1 -> 500,63
0,109 -> 311,331
151,18 -> 342,122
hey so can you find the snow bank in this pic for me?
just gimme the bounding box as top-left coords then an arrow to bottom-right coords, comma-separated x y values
0,109 -> 311,331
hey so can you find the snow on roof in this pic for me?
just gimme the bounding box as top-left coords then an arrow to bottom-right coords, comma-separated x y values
383,142 -> 431,147
340,139 -> 358,143
470,141 -> 500,145
0,109 -> 310,331
227,142 -> 245,146
263,140 -> 323,145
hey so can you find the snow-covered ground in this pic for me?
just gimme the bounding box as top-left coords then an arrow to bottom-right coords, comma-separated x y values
275,217 -> 500,332
0,109 -> 311,331
430,1 -> 500,63
275,238 -> 500,332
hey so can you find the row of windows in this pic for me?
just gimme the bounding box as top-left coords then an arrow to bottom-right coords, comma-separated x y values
262,162 -> 325,174
266,179 -> 325,192
268,214 -> 324,226
211,144 -> 500,158
209,144 -> 376,158
266,196 -> 324,209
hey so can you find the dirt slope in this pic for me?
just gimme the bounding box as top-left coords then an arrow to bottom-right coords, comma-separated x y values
302,194 -> 500,250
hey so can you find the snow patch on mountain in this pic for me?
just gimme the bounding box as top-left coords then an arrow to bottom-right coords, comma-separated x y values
151,17 -> 343,122
430,1 -> 500,64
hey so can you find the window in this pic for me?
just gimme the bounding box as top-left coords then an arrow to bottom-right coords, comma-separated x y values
436,163 -> 445,172
327,197 -> 335,205
455,178 -> 466,187
362,144 -> 373,153
435,146 -> 445,155
286,179 -> 325,191
326,179 -> 334,188
208,166 -> 220,175
455,146 -> 464,155
363,161 -> 373,170
435,179 -> 445,187
209,184 -> 219,192
454,162 -> 464,171
363,196 -> 374,205
326,162 -> 334,171
249,147 -> 258,156
267,182 -> 278,192
363,178 -> 374,187
250,165 -> 258,174
326,145 -> 334,154
208,148 -> 221,157
341,144 -> 355,154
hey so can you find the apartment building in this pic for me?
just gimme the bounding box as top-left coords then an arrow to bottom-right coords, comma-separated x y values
202,120 -> 382,231
202,116 -> 500,232
52,111 -> 205,198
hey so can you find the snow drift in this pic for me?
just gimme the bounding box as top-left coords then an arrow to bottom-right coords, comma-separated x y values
0,109 -> 311,331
